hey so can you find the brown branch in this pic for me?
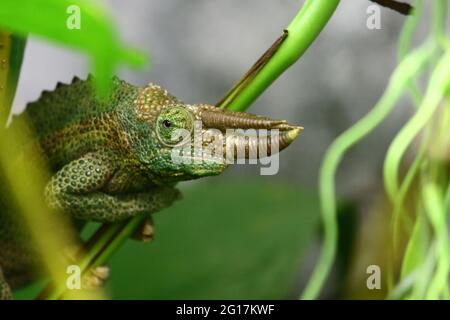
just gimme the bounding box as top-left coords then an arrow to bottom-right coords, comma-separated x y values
369,0 -> 413,15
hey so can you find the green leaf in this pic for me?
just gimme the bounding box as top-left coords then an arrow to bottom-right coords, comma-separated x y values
0,32 -> 26,122
105,181 -> 319,299
0,0 -> 147,97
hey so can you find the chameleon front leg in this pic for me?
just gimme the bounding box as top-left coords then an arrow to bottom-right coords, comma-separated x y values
0,267 -> 13,300
44,151 -> 180,291
45,151 -> 180,223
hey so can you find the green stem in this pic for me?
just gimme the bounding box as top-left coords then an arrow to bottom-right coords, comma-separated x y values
432,0 -> 447,41
383,52 -> 450,202
91,218 -> 144,268
391,126 -> 429,263
397,0 -> 424,105
219,0 -> 340,111
410,239 -> 435,299
0,32 -> 26,124
422,183 -> 450,299
398,0 -> 423,61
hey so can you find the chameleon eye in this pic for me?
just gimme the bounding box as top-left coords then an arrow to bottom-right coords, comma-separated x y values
156,106 -> 194,146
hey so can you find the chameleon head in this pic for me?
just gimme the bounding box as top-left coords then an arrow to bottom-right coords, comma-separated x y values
131,84 -> 303,182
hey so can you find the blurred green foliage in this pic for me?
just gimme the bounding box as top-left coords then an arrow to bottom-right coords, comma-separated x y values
15,180 -> 320,299
315,0 -> 450,300
0,0 -> 146,97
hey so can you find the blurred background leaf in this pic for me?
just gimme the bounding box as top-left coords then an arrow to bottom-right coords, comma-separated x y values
0,33 -> 26,121
0,0 -> 147,97
15,180 -> 320,299
107,181 -> 319,299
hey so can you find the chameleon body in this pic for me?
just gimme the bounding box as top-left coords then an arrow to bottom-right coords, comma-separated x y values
0,76 -> 301,299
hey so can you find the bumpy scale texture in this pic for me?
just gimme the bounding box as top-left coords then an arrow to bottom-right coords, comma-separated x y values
0,77 -> 200,297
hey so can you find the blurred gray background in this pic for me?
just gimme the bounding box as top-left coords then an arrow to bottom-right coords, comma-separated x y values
13,0 -> 425,198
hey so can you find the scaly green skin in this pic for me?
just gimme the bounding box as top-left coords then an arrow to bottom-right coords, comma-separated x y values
0,76 -> 301,298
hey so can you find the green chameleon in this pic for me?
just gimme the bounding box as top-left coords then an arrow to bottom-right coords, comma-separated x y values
0,76 -> 302,299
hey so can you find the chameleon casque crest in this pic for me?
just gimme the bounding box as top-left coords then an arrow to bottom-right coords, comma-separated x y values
0,76 -> 302,299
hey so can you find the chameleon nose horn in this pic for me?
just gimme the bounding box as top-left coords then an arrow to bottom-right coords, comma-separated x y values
224,124 -> 303,159
200,109 -> 289,130
199,106 -> 303,159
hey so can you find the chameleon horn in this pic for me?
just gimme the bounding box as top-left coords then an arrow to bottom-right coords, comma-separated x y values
196,105 -> 303,159
200,109 -> 289,130
224,124 -> 303,160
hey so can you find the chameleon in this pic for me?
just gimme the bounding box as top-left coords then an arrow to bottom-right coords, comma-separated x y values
0,76 -> 302,299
